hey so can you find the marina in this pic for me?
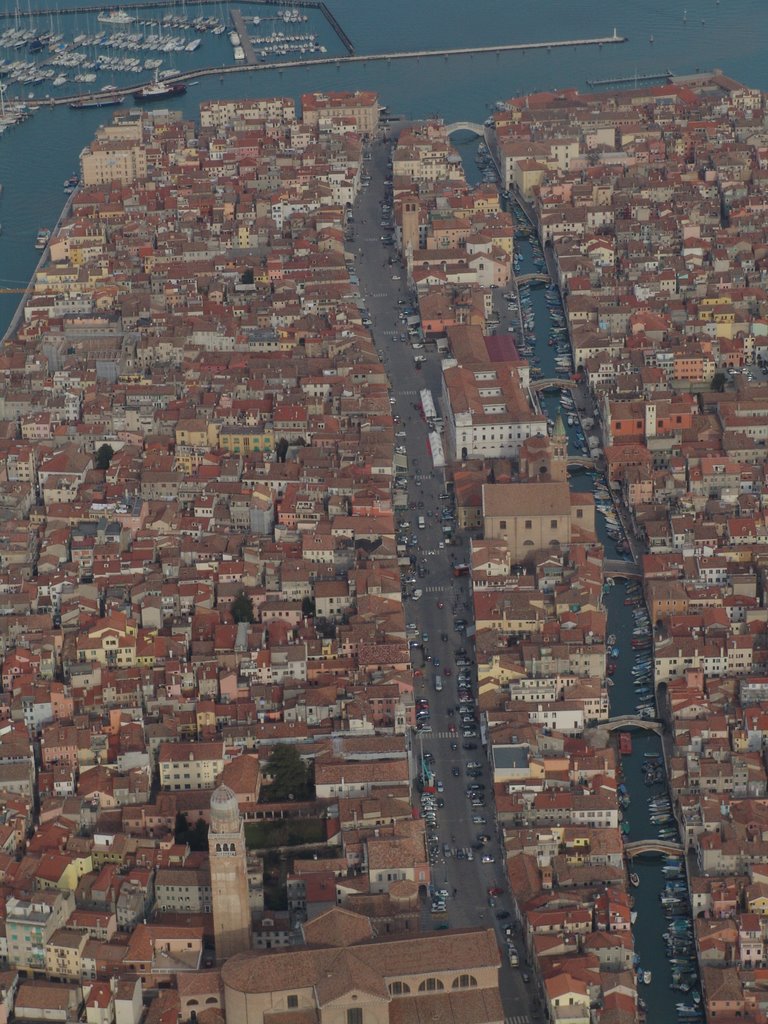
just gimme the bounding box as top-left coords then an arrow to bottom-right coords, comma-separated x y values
0,0 -> 356,105
4,28 -> 627,109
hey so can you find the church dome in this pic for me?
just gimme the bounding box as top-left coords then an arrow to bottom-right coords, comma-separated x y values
210,783 -> 240,833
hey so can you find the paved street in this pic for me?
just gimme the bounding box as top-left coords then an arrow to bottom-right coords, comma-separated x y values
352,134 -> 541,1024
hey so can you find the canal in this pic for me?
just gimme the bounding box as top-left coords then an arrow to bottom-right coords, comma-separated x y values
508,205 -> 702,1020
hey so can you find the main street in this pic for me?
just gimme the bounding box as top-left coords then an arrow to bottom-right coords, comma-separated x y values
352,133 -> 541,1024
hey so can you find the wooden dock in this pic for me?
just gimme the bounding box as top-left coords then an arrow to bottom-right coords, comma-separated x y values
230,8 -> 258,66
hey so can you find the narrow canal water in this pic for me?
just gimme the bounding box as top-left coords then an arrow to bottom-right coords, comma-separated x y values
508,206 -> 702,1021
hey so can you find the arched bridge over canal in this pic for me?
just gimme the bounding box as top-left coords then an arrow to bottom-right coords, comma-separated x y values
625,839 -> 683,858
603,559 -> 641,578
444,122 -> 486,137
530,378 -> 580,393
599,716 -> 663,735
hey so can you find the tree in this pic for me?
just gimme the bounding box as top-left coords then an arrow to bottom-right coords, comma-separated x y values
231,590 -> 254,624
265,743 -> 312,801
174,811 -> 209,851
189,817 -> 209,851
301,597 -> 315,618
275,437 -> 290,463
94,443 -> 114,470
711,372 -> 728,393
174,811 -> 190,842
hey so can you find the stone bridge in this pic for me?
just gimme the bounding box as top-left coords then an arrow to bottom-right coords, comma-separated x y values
516,273 -> 550,284
566,456 -> 595,468
603,559 -> 641,578
600,716 -> 663,735
530,378 -> 580,393
625,839 -> 683,858
444,122 -> 486,137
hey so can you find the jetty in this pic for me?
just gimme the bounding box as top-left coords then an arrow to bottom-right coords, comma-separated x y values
28,31 -> 628,110
587,69 -> 673,87
230,9 -> 258,66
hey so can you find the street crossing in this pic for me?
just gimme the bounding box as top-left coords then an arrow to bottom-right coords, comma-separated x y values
505,1016 -> 531,1024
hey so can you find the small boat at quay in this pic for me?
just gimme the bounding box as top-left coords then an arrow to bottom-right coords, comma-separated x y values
98,8 -> 135,24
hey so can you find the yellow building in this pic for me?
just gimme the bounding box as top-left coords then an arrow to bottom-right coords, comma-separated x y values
219,425 -> 274,456
45,928 -> 88,982
80,137 -> 148,185
158,741 -> 226,791
482,481 -> 578,562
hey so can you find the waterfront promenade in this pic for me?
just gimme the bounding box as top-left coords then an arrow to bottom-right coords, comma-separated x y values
27,31 -> 626,109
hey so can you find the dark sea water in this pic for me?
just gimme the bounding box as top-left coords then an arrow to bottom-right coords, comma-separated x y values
1,0 -> 768,333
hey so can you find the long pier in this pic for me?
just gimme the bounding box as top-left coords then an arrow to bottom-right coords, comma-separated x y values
318,1 -> 353,56
27,33 -> 627,109
587,68 -> 672,87
230,8 -> 258,66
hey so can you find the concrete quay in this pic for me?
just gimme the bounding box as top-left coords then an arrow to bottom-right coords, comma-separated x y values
29,32 -> 627,109
230,8 -> 258,66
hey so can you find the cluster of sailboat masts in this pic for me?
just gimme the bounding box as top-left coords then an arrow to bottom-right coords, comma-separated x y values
0,5 -> 226,88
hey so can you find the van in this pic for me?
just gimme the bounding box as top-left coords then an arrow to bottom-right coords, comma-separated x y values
418,516 -> 426,529
434,675 -> 443,692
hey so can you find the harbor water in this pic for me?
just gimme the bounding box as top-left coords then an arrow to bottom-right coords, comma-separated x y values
5,0 -> 768,331
508,203 -> 699,1020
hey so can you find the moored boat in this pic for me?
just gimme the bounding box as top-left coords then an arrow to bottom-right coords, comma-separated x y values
70,95 -> 124,109
133,72 -> 186,104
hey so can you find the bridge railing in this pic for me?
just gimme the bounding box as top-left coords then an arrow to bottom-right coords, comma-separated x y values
443,122 -> 485,137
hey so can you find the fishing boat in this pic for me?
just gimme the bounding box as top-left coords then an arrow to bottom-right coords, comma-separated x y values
70,95 -> 125,109
133,71 -> 186,103
98,8 -> 135,23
